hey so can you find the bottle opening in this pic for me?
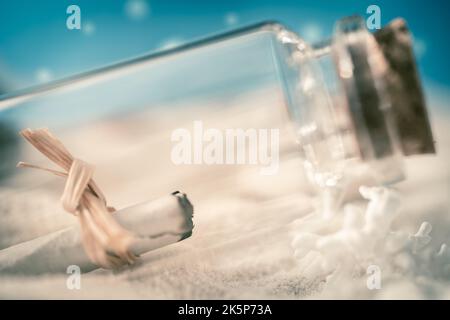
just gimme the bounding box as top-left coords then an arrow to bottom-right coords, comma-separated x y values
275,16 -> 435,189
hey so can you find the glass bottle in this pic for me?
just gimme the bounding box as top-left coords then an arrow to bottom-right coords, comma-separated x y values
0,16 -> 434,220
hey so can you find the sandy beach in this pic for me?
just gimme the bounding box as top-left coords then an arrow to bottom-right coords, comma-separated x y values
0,85 -> 449,299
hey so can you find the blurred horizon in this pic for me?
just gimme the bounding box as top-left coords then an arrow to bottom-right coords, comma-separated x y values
0,0 -> 449,95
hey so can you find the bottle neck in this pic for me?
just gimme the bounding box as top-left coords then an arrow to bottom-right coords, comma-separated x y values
275,17 -> 414,188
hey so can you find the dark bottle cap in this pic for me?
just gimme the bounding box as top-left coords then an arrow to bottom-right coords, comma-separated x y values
333,17 -> 435,161
374,19 -> 435,156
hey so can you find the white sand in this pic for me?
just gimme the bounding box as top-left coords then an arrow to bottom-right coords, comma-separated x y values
0,86 -> 448,299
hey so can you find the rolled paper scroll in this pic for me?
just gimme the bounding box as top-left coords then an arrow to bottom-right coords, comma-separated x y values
0,191 -> 193,275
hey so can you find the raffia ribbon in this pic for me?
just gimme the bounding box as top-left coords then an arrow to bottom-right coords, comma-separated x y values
17,128 -> 138,269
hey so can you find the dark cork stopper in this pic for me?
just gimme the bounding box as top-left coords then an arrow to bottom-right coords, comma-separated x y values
375,19 -> 435,155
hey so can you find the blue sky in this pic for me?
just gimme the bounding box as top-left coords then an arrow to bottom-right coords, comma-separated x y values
0,0 -> 449,92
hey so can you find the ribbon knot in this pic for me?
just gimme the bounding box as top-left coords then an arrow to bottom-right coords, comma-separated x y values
17,128 -> 138,269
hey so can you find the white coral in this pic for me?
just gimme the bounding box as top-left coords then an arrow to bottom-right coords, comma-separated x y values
292,186 -> 449,293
